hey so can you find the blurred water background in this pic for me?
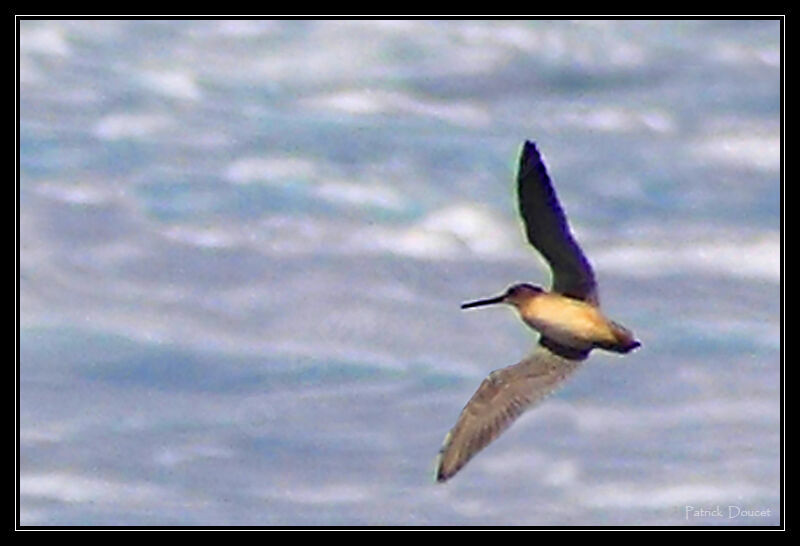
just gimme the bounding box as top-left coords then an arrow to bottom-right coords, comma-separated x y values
18,19 -> 781,526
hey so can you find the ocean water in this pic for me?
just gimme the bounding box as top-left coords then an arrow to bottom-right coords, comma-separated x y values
18,19 -> 781,526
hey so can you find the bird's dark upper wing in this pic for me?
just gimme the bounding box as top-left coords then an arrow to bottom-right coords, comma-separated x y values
435,344 -> 586,482
517,140 -> 597,304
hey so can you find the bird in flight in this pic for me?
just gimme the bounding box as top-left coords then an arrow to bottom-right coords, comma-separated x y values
435,140 -> 640,483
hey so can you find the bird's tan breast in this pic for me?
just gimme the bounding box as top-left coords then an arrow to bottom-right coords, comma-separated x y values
520,294 -> 616,345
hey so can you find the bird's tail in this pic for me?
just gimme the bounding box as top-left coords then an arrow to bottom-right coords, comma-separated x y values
597,321 -> 641,353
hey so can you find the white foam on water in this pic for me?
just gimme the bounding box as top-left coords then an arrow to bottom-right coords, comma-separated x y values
692,128 -> 781,172
305,90 -> 386,116
302,89 -> 490,127
21,472 -> 168,504
456,21 -> 541,53
137,69 -> 202,101
34,180 -> 116,206
352,203 -> 518,260
479,449 -> 582,488
20,25 -> 71,56
418,204 -> 518,256
160,224 -> 243,249
20,424 -> 71,445
93,113 -> 171,141
579,481 -> 769,510
314,179 -> 407,211
570,397 -> 777,435
261,484 -> 374,505
557,105 -> 676,134
153,443 -> 235,467
709,39 -> 781,68
251,26 -> 381,83
225,156 -> 317,185
565,21 -> 648,68
593,233 -> 780,282
455,21 -> 647,69
19,54 -> 42,86
212,20 -> 279,37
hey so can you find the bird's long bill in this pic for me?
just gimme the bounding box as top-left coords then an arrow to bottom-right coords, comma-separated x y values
460,294 -> 506,309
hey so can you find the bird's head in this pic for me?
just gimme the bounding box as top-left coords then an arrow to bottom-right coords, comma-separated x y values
461,283 -> 544,310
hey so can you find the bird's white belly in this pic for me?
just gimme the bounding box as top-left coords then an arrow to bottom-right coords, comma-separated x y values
523,308 -> 605,349
522,314 -> 597,350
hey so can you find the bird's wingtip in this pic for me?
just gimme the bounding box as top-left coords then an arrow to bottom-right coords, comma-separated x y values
433,459 -> 449,483
519,140 -> 544,168
522,139 -> 539,154
433,433 -> 451,483
434,458 -> 455,483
